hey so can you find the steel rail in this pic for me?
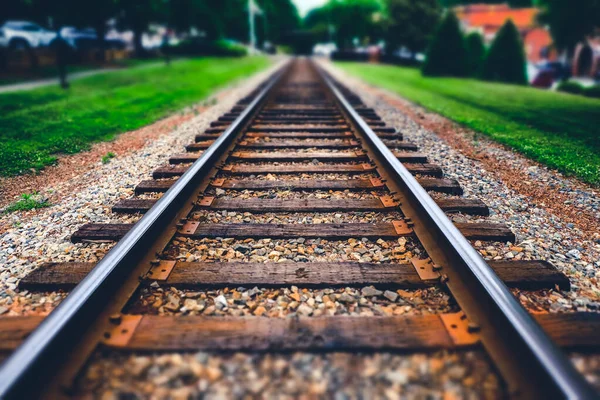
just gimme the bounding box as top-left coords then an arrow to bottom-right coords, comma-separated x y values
318,65 -> 596,399
0,62 -> 289,399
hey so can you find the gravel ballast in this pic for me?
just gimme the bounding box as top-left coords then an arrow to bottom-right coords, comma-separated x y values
77,350 -> 503,398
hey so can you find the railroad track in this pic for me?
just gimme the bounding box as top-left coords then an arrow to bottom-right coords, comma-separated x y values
0,58 -> 598,398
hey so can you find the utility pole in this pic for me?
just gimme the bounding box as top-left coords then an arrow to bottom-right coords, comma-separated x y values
248,0 -> 256,52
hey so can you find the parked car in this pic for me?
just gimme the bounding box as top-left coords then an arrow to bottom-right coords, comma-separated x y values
60,27 -> 97,49
538,61 -> 571,81
531,67 -> 555,88
60,26 -> 127,50
0,20 -> 56,49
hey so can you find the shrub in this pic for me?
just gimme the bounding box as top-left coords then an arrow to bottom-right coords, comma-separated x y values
482,20 -> 527,85
3,192 -> 50,213
170,39 -> 247,57
466,32 -> 486,77
556,81 -> 584,95
101,152 -> 116,164
584,85 -> 600,98
422,12 -> 468,77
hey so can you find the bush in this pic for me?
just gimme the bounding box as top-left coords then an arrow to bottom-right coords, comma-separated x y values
331,51 -> 369,62
557,81 -> 584,95
466,32 -> 485,77
422,12 -> 468,77
584,85 -> 600,98
482,20 -> 527,85
170,39 -> 247,57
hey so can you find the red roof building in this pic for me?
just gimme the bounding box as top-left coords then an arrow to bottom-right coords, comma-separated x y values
454,3 -> 555,63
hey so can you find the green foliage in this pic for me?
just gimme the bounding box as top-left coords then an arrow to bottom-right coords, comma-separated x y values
422,12 -> 468,77
557,82 -> 600,99
170,39 -> 247,57
3,192 -> 51,214
482,20 -> 527,85
255,0 -> 301,46
0,57 -> 270,176
465,32 -> 486,77
304,0 -> 383,49
101,152 -> 116,164
439,0 -> 532,6
384,0 -> 442,54
538,0 -> 600,55
5,0 -> 301,54
557,81 -> 584,95
338,62 -> 600,184
169,0 -> 299,47
584,86 -> 600,99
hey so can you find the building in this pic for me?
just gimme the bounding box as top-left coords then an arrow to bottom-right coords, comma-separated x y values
454,3 -> 555,64
572,33 -> 600,79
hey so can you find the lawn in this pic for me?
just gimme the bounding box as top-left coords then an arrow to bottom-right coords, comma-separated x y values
0,57 -> 270,176
336,62 -> 600,185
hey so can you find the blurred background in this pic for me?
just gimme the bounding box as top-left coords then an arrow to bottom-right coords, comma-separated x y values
0,0 -> 598,91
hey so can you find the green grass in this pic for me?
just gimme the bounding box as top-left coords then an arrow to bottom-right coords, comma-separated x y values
337,62 -> 600,185
101,151 -> 116,164
0,57 -> 270,176
3,192 -> 51,213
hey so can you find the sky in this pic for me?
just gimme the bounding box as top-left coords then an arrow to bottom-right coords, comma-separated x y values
292,0 -> 328,17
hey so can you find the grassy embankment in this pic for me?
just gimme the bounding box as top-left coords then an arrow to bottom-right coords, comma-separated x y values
0,57 -> 270,176
337,62 -> 600,185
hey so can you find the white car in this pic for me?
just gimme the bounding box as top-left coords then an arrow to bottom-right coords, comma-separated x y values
0,20 -> 57,49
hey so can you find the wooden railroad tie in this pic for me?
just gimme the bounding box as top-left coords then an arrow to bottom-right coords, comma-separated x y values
153,163 -> 443,178
169,151 -> 427,164
137,177 -> 464,195
114,196 -> 488,217
71,221 -> 515,243
247,126 -> 350,133
1,313 -> 597,353
184,140 -> 419,151
19,260 -> 570,291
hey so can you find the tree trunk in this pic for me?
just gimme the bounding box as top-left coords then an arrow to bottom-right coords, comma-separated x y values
94,22 -> 107,63
55,28 -> 69,89
133,27 -> 145,58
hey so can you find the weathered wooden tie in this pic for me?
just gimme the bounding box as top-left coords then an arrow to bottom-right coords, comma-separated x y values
247,125 -> 350,133
2,313 -> 597,353
19,260 -> 569,291
136,177 -> 461,194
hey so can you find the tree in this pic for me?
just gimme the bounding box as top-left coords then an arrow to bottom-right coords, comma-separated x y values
256,0 -> 301,46
304,0 -> 383,49
67,0 -> 119,61
439,0 -> 532,6
537,0 -> 600,57
117,0 -> 166,57
384,0 -> 441,56
465,31 -> 485,77
482,19 -> 527,84
422,12 -> 468,77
